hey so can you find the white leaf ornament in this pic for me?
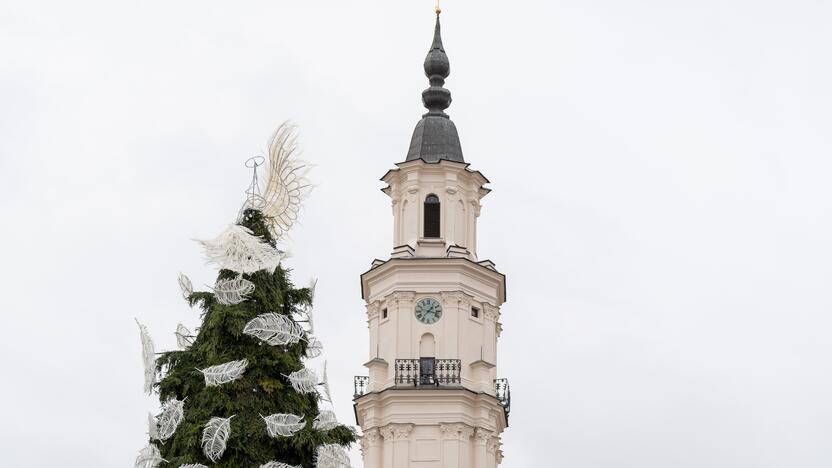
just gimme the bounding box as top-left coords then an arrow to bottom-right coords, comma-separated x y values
313,410 -> 339,431
212,275 -> 255,305
305,336 -> 323,359
199,359 -> 248,386
178,273 -> 193,301
243,313 -> 305,346
201,416 -> 234,463
179,465 -> 208,468
315,444 -> 352,468
136,319 -> 156,395
175,323 -> 194,349
261,462 -> 301,468
148,413 -> 160,440
262,413 -> 306,437
158,398 -> 185,441
198,224 -> 282,274
135,444 -> 165,468
283,368 -> 318,394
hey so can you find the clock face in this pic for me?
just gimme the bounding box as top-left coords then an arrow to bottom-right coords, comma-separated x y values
415,298 -> 443,324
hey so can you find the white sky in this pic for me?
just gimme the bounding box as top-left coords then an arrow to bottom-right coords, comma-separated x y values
1,1 -> 831,467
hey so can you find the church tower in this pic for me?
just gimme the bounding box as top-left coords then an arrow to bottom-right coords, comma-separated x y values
353,11 -> 510,468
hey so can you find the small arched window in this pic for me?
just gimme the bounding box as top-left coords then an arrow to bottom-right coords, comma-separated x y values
424,194 -> 440,238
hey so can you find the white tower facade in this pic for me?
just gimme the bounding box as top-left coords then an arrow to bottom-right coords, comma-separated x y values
354,13 -> 510,468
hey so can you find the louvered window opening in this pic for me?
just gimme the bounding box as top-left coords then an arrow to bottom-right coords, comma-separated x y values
424,194 -> 440,238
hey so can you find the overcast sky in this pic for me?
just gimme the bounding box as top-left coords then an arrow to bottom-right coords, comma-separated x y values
2,1 -> 831,467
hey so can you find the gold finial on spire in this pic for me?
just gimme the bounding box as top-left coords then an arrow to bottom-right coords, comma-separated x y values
435,0 -> 442,15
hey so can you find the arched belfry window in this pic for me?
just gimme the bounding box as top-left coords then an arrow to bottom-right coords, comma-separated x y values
424,194 -> 440,238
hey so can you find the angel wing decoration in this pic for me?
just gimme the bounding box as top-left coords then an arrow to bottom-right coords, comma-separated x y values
158,398 -> 185,441
175,323 -> 194,349
136,319 -> 156,395
199,359 -> 248,387
315,444 -> 352,468
243,313 -> 306,346
134,444 -> 165,468
178,273 -> 193,301
198,224 -> 282,274
313,410 -> 339,431
201,416 -> 234,463
305,336 -> 323,359
283,368 -> 318,394
261,413 -> 306,437
212,275 -> 255,305
260,462 -> 301,468
244,122 -> 311,239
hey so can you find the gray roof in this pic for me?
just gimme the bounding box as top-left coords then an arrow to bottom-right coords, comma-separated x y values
405,14 -> 464,164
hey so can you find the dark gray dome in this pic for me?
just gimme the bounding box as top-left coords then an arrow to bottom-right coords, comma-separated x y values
405,13 -> 464,164
407,114 -> 464,163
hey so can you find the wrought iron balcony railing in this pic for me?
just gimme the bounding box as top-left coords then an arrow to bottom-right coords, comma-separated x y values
494,378 -> 510,413
395,358 -> 461,386
354,375 -> 369,397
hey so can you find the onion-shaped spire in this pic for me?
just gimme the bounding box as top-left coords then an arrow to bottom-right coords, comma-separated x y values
422,13 -> 452,115
405,11 -> 464,163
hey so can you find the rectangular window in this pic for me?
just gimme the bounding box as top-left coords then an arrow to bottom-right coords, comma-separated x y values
382,308 -> 388,319
471,307 -> 480,318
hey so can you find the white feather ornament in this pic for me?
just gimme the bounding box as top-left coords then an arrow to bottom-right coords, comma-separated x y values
260,462 -> 301,468
136,319 -> 156,395
312,410 -> 339,431
318,361 -> 332,402
178,272 -> 193,300
315,444 -> 352,468
243,313 -> 306,346
175,323 -> 194,349
179,465 -> 208,468
244,123 -> 310,239
158,398 -> 185,441
201,416 -> 234,463
198,224 -> 282,274
148,413 -> 160,440
284,368 -> 318,394
305,336 -> 323,359
199,359 -> 248,386
262,413 -> 306,437
212,275 -> 255,305
135,444 -> 165,468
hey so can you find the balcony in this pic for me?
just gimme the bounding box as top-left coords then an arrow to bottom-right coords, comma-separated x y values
354,363 -> 510,415
494,378 -> 511,414
354,375 -> 369,398
394,358 -> 461,386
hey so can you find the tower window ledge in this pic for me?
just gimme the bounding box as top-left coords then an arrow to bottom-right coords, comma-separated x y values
391,245 -> 415,258
417,237 -> 445,245
470,359 -> 496,369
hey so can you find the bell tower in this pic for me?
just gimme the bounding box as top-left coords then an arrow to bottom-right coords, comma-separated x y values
354,10 -> 510,468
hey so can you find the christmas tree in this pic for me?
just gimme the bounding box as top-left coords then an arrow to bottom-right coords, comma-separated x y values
135,124 -> 356,468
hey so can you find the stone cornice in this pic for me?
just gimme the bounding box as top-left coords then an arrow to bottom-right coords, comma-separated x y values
361,257 -> 506,304
354,387 -> 508,433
